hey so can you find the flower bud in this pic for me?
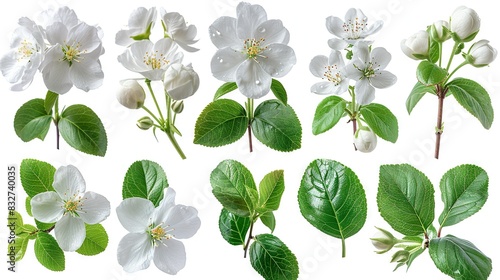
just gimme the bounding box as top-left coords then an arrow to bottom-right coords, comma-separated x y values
164,63 -> 199,100
466,39 -> 497,67
116,80 -> 146,109
430,20 -> 450,42
136,116 -> 154,130
171,100 -> 184,114
450,6 -> 481,42
390,250 -> 410,263
401,30 -> 429,60
354,127 -> 377,153
370,227 -> 398,254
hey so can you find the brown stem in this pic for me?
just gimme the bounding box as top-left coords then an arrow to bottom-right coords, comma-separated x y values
434,86 -> 447,159
243,221 -> 255,258
56,123 -> 60,150
247,124 -> 253,153
437,227 -> 442,238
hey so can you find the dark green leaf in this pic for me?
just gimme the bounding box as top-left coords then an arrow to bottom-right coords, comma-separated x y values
251,100 -> 301,152
76,224 -> 108,256
44,91 -> 58,114
35,220 -> 55,231
260,211 -> 276,233
194,99 -> 249,147
34,232 -> 65,271
312,96 -> 347,135
218,208 -> 251,246
20,159 -> 55,197
58,104 -> 108,156
360,103 -> 398,143
406,247 -> 425,271
122,160 -> 168,207
258,170 -> 285,212
377,164 -> 435,236
250,234 -> 299,280
407,82 -> 436,114
270,79 -> 288,106
14,98 -> 52,141
214,82 -> 238,100
8,236 -> 29,261
416,61 -> 447,86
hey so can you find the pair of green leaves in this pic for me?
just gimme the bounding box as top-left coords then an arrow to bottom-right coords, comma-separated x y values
14,91 -> 108,156
122,160 -> 169,206
211,160 -> 299,280
194,80 -> 302,152
377,164 -> 491,279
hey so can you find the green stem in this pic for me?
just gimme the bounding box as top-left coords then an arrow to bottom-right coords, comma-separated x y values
145,79 -> 165,125
438,42 -> 443,67
165,95 -> 186,159
446,42 -> 459,72
54,97 -> 60,150
444,61 -> 468,85
341,237 -> 346,258
349,87 -> 358,151
166,130 -> 186,159
142,105 -> 162,125
246,98 -> 254,153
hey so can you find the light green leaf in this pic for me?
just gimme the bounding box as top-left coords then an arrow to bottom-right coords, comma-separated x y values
20,159 -> 55,198
214,82 -> 238,100
429,40 -> 440,63
44,91 -> 58,114
76,224 -> 108,256
377,164 -> 435,236
250,234 -> 299,280
35,220 -> 55,231
9,211 -> 23,235
8,236 -> 29,261
416,61 -> 447,86
26,197 -> 33,216
122,160 -> 168,207
270,79 -> 288,106
258,170 -> 285,212
58,104 -> 108,156
218,208 -> 251,246
251,100 -> 302,152
360,103 -> 398,143
260,211 -> 276,233
312,96 -> 347,135
34,232 -> 65,271
430,235 -> 492,280
14,98 -> 52,142
406,82 -> 436,114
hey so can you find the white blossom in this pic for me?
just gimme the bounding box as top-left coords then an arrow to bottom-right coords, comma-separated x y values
309,50 -> 349,95
116,7 -> 157,47
160,8 -> 199,52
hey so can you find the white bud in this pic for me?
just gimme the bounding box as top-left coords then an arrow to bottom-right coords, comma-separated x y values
116,80 -> 146,109
451,6 -> 481,42
467,39 -> 497,67
430,20 -> 450,42
136,116 -> 154,130
164,63 -> 200,100
354,128 -> 377,153
401,30 -> 429,60
370,227 -> 398,254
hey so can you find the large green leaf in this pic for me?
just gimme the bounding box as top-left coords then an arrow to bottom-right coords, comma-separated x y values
447,78 -> 494,129
416,61 -> 447,86
251,100 -> 301,152
360,103 -> 398,143
218,208 -> 251,246
194,99 -> 248,147
210,160 -> 257,217
76,224 -> 108,256
58,104 -> 108,156
298,159 -> 367,242
34,232 -> 65,271
270,79 -> 288,106
213,82 -> 238,100
377,164 -> 435,236
406,82 -> 435,114
312,96 -> 347,135
257,170 -> 285,212
250,234 -> 299,280
14,98 -> 52,142
430,235 -> 492,280
439,164 -> 488,228
20,159 -> 55,198
122,160 -> 168,207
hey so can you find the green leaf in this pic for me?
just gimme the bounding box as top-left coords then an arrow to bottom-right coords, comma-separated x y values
251,100 -> 302,152
58,104 -> 108,156
439,164 -> 488,228
250,234 -> 299,280
76,224 -> 108,256
218,208 -> 251,246
406,82 -> 436,114
377,164 -> 435,236
20,159 -> 55,197
447,78 -> 494,129
429,40 -> 440,63
214,82 -> 238,100
312,96 -> 347,135
35,220 -> 55,231
194,99 -> 249,147
406,247 -> 425,271
430,235 -> 492,280
14,98 -> 52,142
122,160 -> 168,207
34,232 -> 65,271
26,197 -> 33,216
298,159 -> 367,243
210,160 -> 257,217
270,79 -> 288,106
260,211 -> 276,233
416,61 -> 447,86
9,211 -> 23,235
360,103 -> 398,143
44,91 -> 58,114
258,170 -> 285,212
8,236 -> 29,261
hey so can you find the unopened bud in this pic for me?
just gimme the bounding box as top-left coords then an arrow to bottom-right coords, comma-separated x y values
370,227 -> 398,254
136,116 -> 154,130
171,100 -> 184,114
390,250 -> 410,263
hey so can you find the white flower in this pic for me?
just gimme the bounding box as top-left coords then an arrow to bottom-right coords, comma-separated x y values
400,30 -> 429,60
354,127 -> 377,153
326,8 -> 383,50
430,20 -> 450,42
116,7 -> 157,47
209,2 -> 296,99
160,8 -> 199,52
164,63 -> 199,100
116,79 -> 146,109
116,188 -> 201,274
450,6 -> 480,42
309,50 -> 349,95
31,165 -> 110,252
467,39 -> 497,67
117,38 -> 183,81
36,6 -> 79,29
345,41 -> 397,105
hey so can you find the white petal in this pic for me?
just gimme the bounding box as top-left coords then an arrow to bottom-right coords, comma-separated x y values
117,232 -> 154,273
209,16 -> 240,49
329,50 -> 345,68
362,20 -> 384,37
344,61 -> 364,80
116,197 -> 154,233
165,205 -> 201,239
355,79 -> 376,105
129,7 -> 157,28
255,19 -> 289,45
154,188 -> 177,225
167,80 -> 194,100
77,191 -> 110,224
328,38 -> 349,50
258,43 -> 296,78
153,239 -> 186,275
68,22 -> 100,53
0,50 -> 26,83
371,70 -> 397,89
53,165 -> 86,201
311,81 -> 335,95
69,59 -> 104,92
54,214 -> 86,251
309,55 -> 328,78
115,29 -> 137,47
41,47 -> 73,94
211,47 -> 246,82
353,41 -> 370,64
31,192 -> 64,223
371,47 -> 392,70
325,16 -> 346,38
45,22 -> 68,45
118,40 -> 153,72
236,2 -> 267,39
236,59 -> 272,99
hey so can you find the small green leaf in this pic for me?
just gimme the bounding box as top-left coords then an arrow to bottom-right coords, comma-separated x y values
270,79 -> 288,106
122,160 -> 169,207
258,170 -> 285,212
44,91 -> 58,114
407,82 -> 436,114
8,236 -> 29,261
439,164 -> 488,228
35,219 -> 55,231
251,100 -> 301,152
377,164 -> 435,236
406,247 -> 424,271
360,103 -> 398,143
9,211 -> 23,235
20,159 -> 55,197
218,208 -> 251,246
210,160 -> 257,217
260,211 -> 276,233
76,224 -> 108,256
14,98 -> 52,142
214,82 -> 238,100
430,235 -> 492,280
58,104 -> 108,156
447,78 -> 494,129
429,40 -> 440,63
312,96 -> 347,135
416,61 -> 447,86
250,234 -> 299,280
194,99 -> 249,147
26,197 -> 33,216
34,232 -> 65,271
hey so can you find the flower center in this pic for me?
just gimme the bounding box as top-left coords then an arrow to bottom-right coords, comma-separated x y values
143,51 -> 170,70
354,59 -> 380,79
343,17 -> 368,40
323,65 -> 343,85
149,223 -> 173,246
17,39 -> 37,61
62,194 -> 84,216
243,38 -> 267,59
62,42 -> 85,66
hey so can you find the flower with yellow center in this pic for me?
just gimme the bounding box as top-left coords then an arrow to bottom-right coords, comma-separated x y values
309,50 -> 349,95
160,8 -> 199,52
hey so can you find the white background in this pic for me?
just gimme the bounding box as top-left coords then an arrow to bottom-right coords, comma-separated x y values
1,0 -> 498,279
